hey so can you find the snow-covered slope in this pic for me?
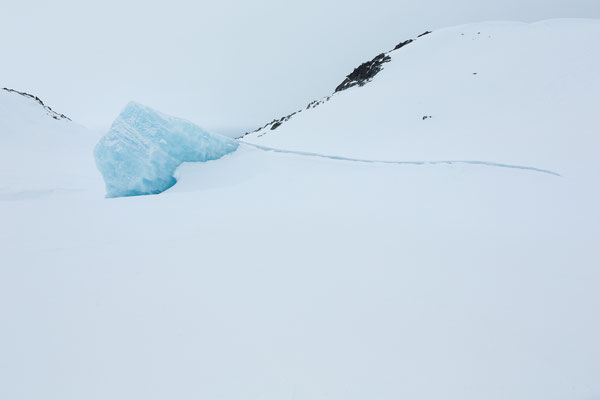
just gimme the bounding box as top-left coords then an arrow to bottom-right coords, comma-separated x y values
243,19 -> 600,178
1,19 -> 600,400
0,88 -> 103,199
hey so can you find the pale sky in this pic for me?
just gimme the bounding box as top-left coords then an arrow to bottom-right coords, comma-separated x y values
1,0 -> 599,135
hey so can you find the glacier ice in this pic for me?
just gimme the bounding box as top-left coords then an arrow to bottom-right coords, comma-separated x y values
94,102 -> 238,197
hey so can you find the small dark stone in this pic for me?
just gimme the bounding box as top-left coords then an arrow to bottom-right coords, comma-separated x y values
417,31 -> 432,38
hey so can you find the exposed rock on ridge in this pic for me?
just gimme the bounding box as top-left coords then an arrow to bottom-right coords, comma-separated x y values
2,87 -> 71,121
240,30 -> 431,138
334,53 -> 392,92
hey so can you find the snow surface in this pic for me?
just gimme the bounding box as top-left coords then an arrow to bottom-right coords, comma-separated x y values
94,102 -> 238,197
1,18 -> 600,400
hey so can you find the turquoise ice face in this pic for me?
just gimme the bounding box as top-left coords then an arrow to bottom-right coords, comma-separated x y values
94,102 -> 238,198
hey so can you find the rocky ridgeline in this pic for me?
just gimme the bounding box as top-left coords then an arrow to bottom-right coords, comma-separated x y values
2,87 -> 71,121
240,31 -> 432,138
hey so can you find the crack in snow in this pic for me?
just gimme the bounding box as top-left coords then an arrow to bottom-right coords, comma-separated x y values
239,141 -> 561,177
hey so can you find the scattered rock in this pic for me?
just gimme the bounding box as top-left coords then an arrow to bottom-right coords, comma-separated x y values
417,31 -> 432,38
422,115 -> 432,120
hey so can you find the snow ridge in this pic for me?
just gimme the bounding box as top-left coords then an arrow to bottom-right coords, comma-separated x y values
1,87 -> 71,121
239,30 -> 431,138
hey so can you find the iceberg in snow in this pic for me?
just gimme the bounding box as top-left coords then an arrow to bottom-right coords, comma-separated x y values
94,102 -> 238,197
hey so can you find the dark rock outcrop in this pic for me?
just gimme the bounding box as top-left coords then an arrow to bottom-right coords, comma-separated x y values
417,31 -> 432,38
2,87 -> 71,121
334,53 -> 392,93
394,39 -> 414,50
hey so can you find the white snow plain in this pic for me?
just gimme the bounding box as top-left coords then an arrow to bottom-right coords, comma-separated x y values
1,19 -> 600,400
